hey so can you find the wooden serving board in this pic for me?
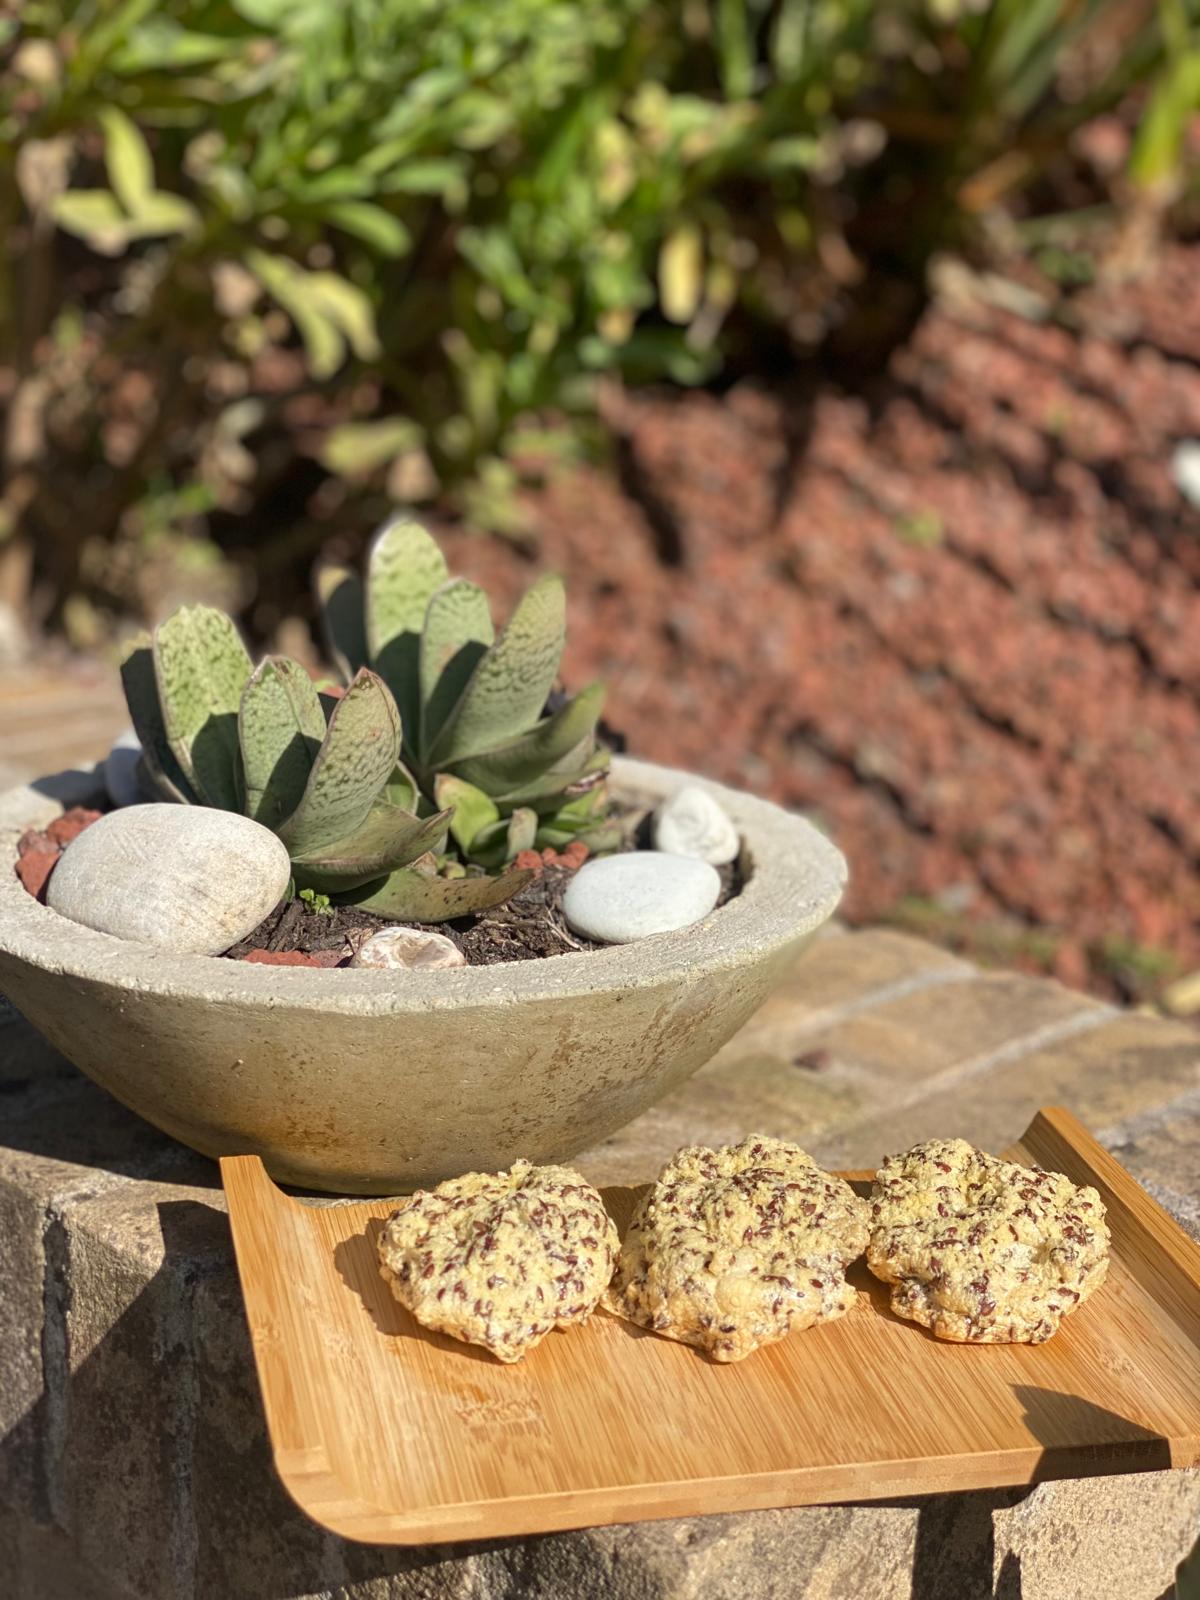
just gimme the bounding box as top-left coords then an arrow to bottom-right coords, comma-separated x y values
222,1107 -> 1200,1545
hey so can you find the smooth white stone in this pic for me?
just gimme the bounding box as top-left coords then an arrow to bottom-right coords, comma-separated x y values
1172,441 -> 1200,509
652,784 -> 740,865
46,803 -> 290,955
562,851 -> 721,944
350,926 -> 466,971
103,727 -> 144,809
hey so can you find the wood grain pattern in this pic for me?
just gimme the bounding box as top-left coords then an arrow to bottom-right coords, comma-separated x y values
221,1107 -> 1200,1545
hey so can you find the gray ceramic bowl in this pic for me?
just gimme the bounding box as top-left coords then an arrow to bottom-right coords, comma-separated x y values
0,757 -> 846,1193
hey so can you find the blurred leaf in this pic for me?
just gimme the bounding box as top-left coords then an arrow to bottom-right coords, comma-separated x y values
246,249 -> 378,376
377,157 -> 467,193
659,223 -> 704,324
306,271 -> 381,361
53,189 -> 127,251
124,192 -> 201,237
99,107 -> 155,215
112,24 -> 237,71
715,0 -> 755,99
325,200 -> 411,256
320,417 -> 422,475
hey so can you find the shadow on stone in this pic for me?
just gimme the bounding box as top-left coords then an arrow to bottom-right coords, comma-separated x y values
906,1486 -> 1030,1600
4,1192 -> 520,1598
0,1006 -> 220,1191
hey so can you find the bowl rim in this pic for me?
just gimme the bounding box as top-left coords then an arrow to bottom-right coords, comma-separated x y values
0,755 -> 847,1015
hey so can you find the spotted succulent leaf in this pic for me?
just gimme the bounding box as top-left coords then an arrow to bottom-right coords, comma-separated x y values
120,634 -> 201,804
447,681 -> 605,799
239,656 -> 327,828
152,605 -> 252,811
338,862 -> 533,921
279,668 -> 400,857
430,574 -> 566,764
366,517 -> 448,736
291,802 -> 452,893
315,562 -> 368,682
418,578 -> 494,760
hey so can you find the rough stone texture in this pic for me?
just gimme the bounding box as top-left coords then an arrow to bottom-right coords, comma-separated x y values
45,803 -> 292,957
818,1010 -> 1200,1172
2,925 -> 1199,1599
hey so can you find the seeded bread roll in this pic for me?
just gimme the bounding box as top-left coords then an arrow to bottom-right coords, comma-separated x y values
377,1160 -> 618,1363
604,1134 -> 869,1362
867,1138 -> 1109,1343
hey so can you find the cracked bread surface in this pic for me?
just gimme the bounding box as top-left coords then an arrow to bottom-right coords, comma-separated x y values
867,1138 -> 1109,1343
604,1134 -> 869,1362
377,1160 -> 618,1362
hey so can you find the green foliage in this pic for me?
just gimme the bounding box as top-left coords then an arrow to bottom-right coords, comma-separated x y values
1129,0 -> 1200,194
1,0 -> 1186,628
120,604 -> 534,920
318,518 -> 615,865
298,886 -> 333,916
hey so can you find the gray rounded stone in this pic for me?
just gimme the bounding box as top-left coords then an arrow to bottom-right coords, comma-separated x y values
563,851 -> 721,944
653,784 -> 740,865
350,926 -> 465,971
103,728 -> 144,809
46,803 -> 290,956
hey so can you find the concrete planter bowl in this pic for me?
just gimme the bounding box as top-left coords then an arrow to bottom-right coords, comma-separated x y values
0,756 -> 846,1194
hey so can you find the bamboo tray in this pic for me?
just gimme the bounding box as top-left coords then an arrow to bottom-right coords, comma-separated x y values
222,1107 -> 1200,1545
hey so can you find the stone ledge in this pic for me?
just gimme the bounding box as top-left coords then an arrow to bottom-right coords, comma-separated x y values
2,926 -> 1199,1599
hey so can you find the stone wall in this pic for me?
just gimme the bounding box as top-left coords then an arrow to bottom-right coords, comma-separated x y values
2,928 -> 1199,1599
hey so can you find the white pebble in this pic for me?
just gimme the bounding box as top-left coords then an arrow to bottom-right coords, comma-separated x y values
104,727 -> 144,809
562,851 -> 721,944
1172,441 -> 1200,509
350,926 -> 465,971
652,785 -> 739,865
46,804 -> 290,955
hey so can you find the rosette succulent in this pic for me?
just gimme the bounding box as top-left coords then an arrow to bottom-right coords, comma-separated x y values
316,516 -> 620,868
118,607 -> 532,921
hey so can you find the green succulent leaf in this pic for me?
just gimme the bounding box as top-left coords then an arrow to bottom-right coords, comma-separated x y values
278,667 -> 400,857
152,606 -> 252,811
119,633 -> 200,804
384,760 -> 420,812
431,573 -> 566,764
462,821 -> 514,870
418,578 -> 494,759
238,656 -> 326,828
550,772 -> 609,822
291,802 -> 452,892
338,862 -> 534,922
434,773 -> 499,854
315,562 -> 368,682
535,818 -> 624,853
366,517 -> 448,736
506,806 -> 538,857
447,680 -> 605,797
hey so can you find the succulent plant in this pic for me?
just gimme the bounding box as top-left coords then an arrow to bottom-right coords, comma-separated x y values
119,606 -> 532,921
316,516 -> 620,867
